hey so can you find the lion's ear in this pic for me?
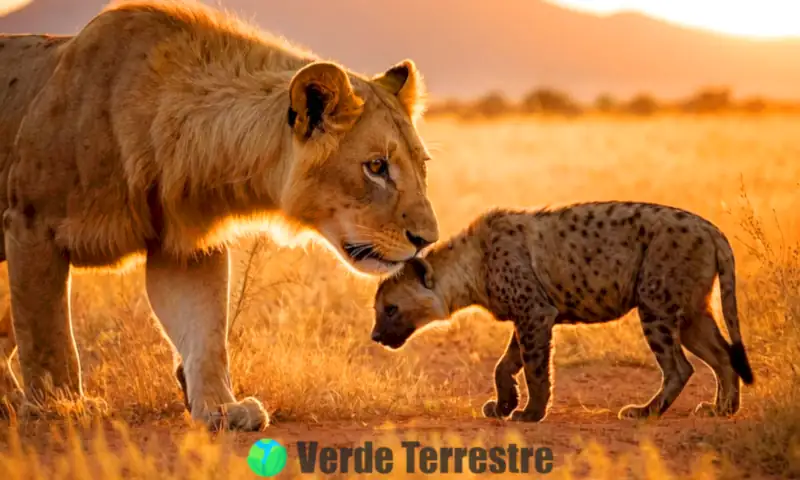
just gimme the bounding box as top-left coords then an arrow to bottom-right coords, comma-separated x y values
408,257 -> 434,290
288,62 -> 364,140
373,59 -> 426,120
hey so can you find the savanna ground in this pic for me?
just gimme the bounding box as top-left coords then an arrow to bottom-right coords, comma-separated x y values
1,114 -> 799,479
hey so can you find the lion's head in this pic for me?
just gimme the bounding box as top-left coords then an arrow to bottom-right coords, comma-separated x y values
371,257 -> 448,349
280,60 -> 439,274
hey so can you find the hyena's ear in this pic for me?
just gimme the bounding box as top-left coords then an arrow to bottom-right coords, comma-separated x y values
409,257 -> 434,290
373,59 -> 426,121
288,62 -> 365,140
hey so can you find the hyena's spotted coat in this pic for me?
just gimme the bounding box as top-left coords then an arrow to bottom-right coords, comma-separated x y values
371,202 -> 754,422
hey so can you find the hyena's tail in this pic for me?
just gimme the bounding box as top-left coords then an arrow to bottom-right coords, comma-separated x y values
712,228 -> 754,385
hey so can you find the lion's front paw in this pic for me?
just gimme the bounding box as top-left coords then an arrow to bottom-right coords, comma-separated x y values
482,397 -> 518,419
205,397 -> 269,431
509,408 -> 546,423
2,392 -> 109,421
30,395 -> 109,421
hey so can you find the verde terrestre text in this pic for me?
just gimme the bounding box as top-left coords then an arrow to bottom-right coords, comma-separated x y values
296,441 -> 554,475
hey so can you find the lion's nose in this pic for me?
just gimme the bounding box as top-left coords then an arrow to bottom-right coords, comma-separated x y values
405,230 -> 434,251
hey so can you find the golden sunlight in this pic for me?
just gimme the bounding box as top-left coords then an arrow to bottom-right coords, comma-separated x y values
0,0 -> 30,16
551,0 -> 800,39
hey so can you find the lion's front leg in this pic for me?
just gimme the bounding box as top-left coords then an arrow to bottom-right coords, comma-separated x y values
145,247 -> 268,431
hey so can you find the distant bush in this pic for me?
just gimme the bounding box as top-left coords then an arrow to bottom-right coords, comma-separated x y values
623,94 -> 659,115
521,87 -> 582,115
424,98 -> 469,117
739,96 -> 768,113
594,94 -> 618,114
680,87 -> 732,113
422,86 -> 798,119
470,91 -> 514,118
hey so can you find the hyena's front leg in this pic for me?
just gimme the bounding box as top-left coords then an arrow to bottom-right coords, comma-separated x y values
483,331 -> 522,419
509,307 -> 557,422
483,216 -> 558,422
145,247 -> 268,431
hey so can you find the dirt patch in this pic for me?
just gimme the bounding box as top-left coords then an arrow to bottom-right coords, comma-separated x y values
0,363 -> 766,478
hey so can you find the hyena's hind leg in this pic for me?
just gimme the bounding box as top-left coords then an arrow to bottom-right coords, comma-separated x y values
619,306 -> 694,419
681,309 -> 740,416
483,331 -> 523,419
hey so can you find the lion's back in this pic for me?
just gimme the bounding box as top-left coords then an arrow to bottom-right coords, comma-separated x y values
1,1 -> 314,266
0,34 -> 68,145
0,34 -> 70,256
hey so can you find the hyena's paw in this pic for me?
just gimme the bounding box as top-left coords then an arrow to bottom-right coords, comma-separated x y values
693,401 -> 737,418
205,397 -> 269,432
508,408 -> 547,423
482,397 -> 518,419
618,404 -> 659,420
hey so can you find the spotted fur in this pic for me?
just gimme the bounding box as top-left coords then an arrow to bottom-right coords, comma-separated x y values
372,202 -> 754,422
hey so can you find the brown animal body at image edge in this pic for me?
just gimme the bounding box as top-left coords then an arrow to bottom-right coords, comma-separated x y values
0,0 -> 439,430
372,202 -> 754,422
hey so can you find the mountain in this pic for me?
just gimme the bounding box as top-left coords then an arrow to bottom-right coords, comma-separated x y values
2,0 -> 799,100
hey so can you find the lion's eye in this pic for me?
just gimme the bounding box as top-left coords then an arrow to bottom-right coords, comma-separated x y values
384,304 -> 398,317
364,157 -> 389,177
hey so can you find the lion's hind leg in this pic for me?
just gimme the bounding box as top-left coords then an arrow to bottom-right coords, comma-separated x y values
145,247 -> 268,431
3,207 -> 83,405
0,302 -> 18,383
0,302 -> 23,417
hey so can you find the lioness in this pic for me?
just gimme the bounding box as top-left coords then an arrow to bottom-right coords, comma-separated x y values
0,0 -> 438,430
372,202 -> 754,422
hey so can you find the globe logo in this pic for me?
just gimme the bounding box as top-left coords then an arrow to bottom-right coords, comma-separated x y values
247,439 -> 288,477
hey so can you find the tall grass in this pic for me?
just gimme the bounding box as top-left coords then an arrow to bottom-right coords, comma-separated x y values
0,116 -> 798,477
714,190 -> 800,476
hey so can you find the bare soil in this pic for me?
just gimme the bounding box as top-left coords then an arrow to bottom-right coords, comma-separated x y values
0,362 -> 767,478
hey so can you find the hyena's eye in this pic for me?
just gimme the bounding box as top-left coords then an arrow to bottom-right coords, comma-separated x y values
384,304 -> 398,317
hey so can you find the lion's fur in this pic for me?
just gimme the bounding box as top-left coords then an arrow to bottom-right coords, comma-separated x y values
0,0 -> 438,428
2,0 -> 435,266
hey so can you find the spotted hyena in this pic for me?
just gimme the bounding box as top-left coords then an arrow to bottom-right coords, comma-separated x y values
371,202 -> 754,422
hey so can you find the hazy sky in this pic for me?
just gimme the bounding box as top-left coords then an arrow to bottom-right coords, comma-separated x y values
2,0 -> 800,39
552,0 -> 800,38
0,0 -> 29,15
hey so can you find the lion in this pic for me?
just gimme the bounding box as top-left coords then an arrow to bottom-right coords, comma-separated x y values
372,202 -> 753,422
0,0 -> 439,430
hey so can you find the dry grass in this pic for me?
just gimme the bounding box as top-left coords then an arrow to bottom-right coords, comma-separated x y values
0,421 -> 725,479
0,113 -> 798,478
712,194 -> 800,477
